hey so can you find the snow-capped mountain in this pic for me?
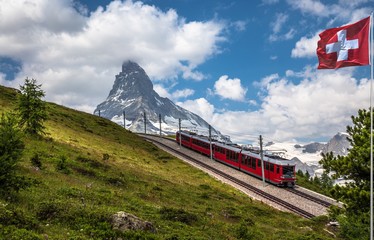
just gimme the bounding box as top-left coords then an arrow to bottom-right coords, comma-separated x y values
321,132 -> 350,156
264,132 -> 351,176
94,61 -> 222,137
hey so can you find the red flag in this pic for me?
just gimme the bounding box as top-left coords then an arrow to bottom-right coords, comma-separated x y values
317,16 -> 370,69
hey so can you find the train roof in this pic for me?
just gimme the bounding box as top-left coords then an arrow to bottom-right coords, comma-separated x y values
179,130 -> 211,143
242,150 -> 296,166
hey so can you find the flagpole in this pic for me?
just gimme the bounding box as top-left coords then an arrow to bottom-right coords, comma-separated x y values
370,12 -> 373,240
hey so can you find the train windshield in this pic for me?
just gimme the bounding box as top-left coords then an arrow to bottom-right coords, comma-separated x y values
282,166 -> 294,178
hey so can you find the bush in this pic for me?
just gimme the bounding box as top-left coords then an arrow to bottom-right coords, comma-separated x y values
56,155 -> 70,174
0,203 -> 39,230
337,212 -> 369,240
234,219 -> 262,240
159,207 -> 198,225
0,112 -> 27,193
0,225 -> 41,240
30,152 -> 42,169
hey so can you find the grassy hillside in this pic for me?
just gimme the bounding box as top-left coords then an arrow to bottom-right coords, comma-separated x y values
0,85 -> 338,239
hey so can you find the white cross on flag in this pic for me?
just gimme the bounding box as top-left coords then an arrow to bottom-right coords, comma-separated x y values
317,16 -> 370,69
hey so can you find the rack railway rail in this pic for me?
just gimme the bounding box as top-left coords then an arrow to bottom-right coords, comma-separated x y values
286,188 -> 333,208
139,134 -> 324,219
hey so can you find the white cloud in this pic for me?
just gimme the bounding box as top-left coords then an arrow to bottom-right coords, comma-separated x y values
231,20 -> 247,32
286,0 -> 328,17
261,0 -> 280,5
269,13 -> 296,42
272,13 -> 288,33
172,89 -> 195,99
154,83 -> 194,101
208,68 -> 369,143
214,75 -> 247,101
286,0 -> 371,23
0,0 -> 226,112
153,84 -> 171,99
291,34 -> 320,58
177,98 -> 215,122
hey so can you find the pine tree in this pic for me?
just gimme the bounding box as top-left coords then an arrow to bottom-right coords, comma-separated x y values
320,108 -> 370,214
320,108 -> 371,239
0,112 -> 25,192
17,78 -> 47,135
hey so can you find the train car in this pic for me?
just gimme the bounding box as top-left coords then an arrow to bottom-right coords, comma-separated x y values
240,151 -> 296,187
213,142 -> 241,169
176,131 -> 193,148
176,131 -> 211,156
176,131 -> 296,187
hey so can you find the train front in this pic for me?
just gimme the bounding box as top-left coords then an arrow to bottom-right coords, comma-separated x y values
279,164 -> 296,187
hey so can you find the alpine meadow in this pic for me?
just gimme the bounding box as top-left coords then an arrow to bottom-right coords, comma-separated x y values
0,84 -> 338,239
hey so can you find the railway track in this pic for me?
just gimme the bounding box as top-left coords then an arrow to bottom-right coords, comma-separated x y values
140,134 -> 317,219
286,188 -> 332,208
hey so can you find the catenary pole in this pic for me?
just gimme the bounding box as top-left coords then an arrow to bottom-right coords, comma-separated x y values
123,110 -> 126,129
259,135 -> 265,186
209,125 -> 213,160
179,118 -> 181,146
144,111 -> 146,134
159,114 -> 162,136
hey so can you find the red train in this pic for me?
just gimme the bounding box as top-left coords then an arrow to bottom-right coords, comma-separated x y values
176,131 -> 296,187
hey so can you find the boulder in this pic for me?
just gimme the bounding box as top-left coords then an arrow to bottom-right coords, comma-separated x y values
111,211 -> 156,233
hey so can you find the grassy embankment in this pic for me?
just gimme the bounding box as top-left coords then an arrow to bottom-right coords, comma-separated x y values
0,85 -> 339,239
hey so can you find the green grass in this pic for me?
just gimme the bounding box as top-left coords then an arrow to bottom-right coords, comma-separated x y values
0,85 -> 340,239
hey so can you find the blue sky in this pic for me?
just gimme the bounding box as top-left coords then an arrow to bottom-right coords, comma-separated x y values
0,0 -> 373,143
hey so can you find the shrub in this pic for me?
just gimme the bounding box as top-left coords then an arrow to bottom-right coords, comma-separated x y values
56,155 -> 70,174
0,112 -> 28,193
36,200 -> 65,221
0,203 -> 39,230
30,152 -> 42,169
0,225 -> 41,240
102,153 -> 110,161
234,219 -> 262,240
159,207 -> 198,225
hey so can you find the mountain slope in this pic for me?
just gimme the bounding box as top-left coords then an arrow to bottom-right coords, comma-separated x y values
0,85 -> 335,239
94,61 -> 221,137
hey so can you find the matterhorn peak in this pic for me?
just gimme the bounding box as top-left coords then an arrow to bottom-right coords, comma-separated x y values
94,61 -> 222,137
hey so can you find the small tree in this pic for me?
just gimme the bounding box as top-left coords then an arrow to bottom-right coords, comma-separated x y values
17,78 -> 47,135
0,112 -> 25,192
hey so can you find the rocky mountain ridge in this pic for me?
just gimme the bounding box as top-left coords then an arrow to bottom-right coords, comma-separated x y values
94,61 -> 222,137
294,132 -> 350,156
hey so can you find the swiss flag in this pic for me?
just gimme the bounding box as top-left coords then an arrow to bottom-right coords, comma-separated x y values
317,16 -> 370,69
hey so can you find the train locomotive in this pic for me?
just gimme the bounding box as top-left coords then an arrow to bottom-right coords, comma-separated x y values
176,131 -> 296,187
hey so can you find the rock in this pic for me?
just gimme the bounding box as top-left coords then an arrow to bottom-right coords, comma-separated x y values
111,211 -> 156,233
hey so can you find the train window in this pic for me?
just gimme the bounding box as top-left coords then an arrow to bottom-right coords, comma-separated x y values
181,135 -> 190,141
215,146 -> 221,153
246,156 -> 251,166
251,157 -> 256,169
276,166 -> 280,174
282,166 -> 294,177
257,159 -> 261,167
269,163 -> 274,172
265,162 -> 269,170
